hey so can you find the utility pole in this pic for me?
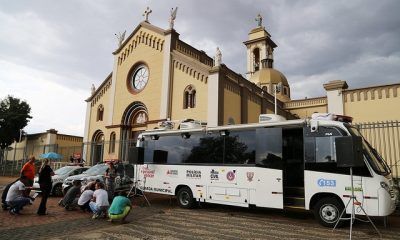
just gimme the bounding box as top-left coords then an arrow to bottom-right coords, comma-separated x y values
274,83 -> 282,115
12,129 -> 23,167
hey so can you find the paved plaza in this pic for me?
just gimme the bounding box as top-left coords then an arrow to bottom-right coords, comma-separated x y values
1,176 -> 400,240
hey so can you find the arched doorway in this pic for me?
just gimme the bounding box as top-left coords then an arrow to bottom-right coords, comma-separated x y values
91,130 -> 104,165
120,101 -> 148,162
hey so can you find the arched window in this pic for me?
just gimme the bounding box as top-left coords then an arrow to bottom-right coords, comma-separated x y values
97,105 -> 104,121
183,85 -> 196,109
253,48 -> 260,71
109,132 -> 116,153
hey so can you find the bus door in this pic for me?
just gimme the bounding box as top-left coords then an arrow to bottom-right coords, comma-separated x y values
282,128 -> 305,209
254,128 -> 284,209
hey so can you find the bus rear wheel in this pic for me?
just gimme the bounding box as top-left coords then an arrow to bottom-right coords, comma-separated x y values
314,197 -> 345,228
177,187 -> 194,209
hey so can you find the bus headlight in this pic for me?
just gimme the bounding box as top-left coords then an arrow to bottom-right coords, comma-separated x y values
381,182 -> 390,192
380,181 -> 393,197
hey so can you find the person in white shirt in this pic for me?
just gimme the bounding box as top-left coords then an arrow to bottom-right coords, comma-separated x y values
78,182 -> 95,212
89,182 -> 109,218
6,176 -> 32,215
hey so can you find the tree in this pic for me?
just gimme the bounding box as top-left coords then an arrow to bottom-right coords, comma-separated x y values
0,95 -> 32,149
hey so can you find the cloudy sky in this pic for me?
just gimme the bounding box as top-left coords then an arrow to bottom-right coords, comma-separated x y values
1,0 -> 399,136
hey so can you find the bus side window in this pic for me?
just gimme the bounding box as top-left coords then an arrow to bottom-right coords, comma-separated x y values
224,129 -> 256,165
315,136 -> 338,163
256,128 -> 283,169
304,127 -> 342,163
184,132 -> 223,164
143,136 -> 155,163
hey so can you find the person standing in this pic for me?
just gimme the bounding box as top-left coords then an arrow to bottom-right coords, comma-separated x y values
37,158 -> 54,215
104,162 -> 117,200
21,155 -> 36,189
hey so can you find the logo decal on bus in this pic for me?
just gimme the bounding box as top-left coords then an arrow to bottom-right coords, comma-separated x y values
345,186 -> 363,192
141,167 -> 155,178
210,169 -> 219,181
186,170 -> 201,179
246,172 -> 254,182
226,171 -> 235,181
144,186 -> 172,194
317,179 -> 336,187
166,169 -> 178,176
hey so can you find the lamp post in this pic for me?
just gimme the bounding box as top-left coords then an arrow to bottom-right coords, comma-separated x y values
12,129 -> 23,163
274,83 -> 282,115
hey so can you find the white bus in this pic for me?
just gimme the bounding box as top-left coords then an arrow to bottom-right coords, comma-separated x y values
132,114 -> 398,227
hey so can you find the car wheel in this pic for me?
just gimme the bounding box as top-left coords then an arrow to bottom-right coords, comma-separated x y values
52,184 -> 63,197
177,187 -> 194,209
313,197 -> 345,228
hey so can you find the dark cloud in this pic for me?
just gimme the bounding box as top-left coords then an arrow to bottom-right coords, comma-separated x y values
1,0 -> 399,126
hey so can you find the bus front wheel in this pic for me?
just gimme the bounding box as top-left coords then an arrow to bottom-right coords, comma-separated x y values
177,187 -> 194,209
313,197 -> 345,228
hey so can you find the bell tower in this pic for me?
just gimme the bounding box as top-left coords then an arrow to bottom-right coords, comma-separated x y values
243,14 -> 277,79
243,14 -> 291,102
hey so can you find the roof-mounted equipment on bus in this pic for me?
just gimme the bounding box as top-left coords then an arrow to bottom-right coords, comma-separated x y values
334,114 -> 353,123
311,113 -> 335,121
259,114 -> 286,123
179,119 -> 205,130
309,113 -> 353,133
158,121 -> 175,130
311,113 -> 353,123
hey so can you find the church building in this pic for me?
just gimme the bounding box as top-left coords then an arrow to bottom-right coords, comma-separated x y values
83,9 -> 400,168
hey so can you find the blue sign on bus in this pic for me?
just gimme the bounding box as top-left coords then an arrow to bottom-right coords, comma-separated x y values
318,179 -> 336,187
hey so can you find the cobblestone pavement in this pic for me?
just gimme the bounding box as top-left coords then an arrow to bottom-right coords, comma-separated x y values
1,176 -> 400,240
48,206 -> 400,240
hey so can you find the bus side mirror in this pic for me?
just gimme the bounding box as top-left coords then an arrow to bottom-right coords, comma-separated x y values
335,136 -> 363,168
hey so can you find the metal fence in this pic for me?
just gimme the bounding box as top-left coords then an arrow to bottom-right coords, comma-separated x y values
1,121 -> 399,178
355,121 -> 400,179
0,144 -> 83,176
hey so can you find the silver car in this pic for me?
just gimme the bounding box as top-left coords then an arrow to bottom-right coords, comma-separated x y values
62,163 -> 134,194
33,165 -> 88,196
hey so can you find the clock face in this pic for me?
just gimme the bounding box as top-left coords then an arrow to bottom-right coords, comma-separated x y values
132,65 -> 149,90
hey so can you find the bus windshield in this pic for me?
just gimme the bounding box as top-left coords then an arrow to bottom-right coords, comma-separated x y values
347,126 -> 391,176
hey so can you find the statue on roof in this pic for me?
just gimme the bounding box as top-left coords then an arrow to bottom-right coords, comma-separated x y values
91,84 -> 96,95
255,13 -> 263,27
169,7 -> 178,29
143,6 -> 152,22
214,47 -> 222,67
115,30 -> 126,47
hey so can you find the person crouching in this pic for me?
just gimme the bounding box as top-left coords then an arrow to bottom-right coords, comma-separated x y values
108,191 -> 132,224
78,182 -> 95,212
6,176 -> 33,215
89,182 -> 109,219
59,180 -> 81,210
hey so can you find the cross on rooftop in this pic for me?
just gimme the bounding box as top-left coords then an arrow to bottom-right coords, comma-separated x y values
143,7 -> 152,22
